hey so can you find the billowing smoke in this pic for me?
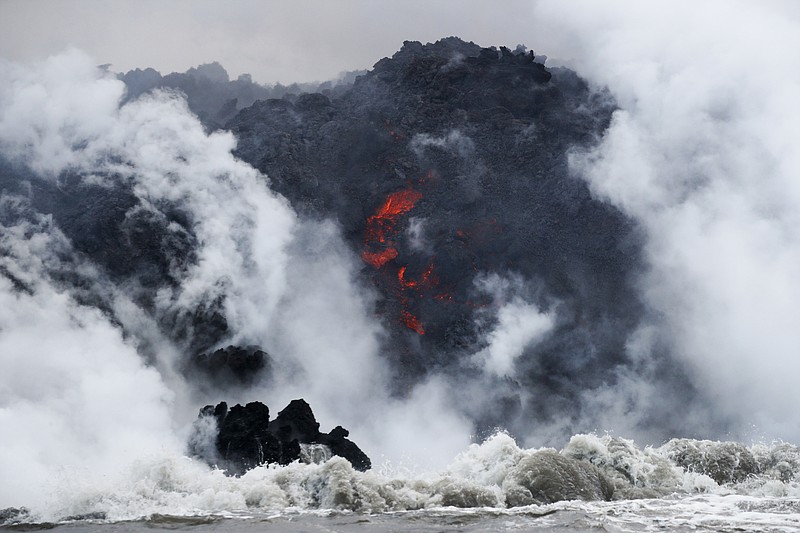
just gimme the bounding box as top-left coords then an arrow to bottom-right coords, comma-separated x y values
530,0 -> 800,443
0,50 -> 471,513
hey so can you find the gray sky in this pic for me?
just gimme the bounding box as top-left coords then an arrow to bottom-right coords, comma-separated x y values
0,0 -> 561,84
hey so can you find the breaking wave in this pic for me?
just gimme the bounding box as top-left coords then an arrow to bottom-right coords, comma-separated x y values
5,432 -> 800,524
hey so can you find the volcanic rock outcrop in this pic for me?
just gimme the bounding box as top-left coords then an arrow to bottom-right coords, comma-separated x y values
189,399 -> 371,475
0,36 -> 681,443
227,37 -> 652,436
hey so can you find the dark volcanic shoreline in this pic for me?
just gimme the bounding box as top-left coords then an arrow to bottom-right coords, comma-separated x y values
189,398 -> 371,475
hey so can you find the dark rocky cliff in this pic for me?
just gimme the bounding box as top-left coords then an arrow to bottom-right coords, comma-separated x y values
228,37 -> 644,435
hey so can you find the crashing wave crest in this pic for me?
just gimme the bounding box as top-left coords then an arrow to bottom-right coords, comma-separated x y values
5,432 -> 800,524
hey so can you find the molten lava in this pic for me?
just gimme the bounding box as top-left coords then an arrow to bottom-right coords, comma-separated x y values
362,182 -> 449,335
361,248 -> 398,269
372,189 -> 422,220
364,189 -> 423,246
362,187 -> 423,267
400,310 -> 425,335
398,264 -> 437,289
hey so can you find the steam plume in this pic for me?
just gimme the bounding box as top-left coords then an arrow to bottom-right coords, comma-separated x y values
531,0 -> 800,443
0,50 -> 472,513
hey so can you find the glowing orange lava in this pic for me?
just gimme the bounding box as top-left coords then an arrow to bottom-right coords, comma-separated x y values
363,187 -> 423,267
373,189 -> 422,219
361,248 -> 398,269
362,182 -> 445,335
398,264 -> 437,289
400,310 -> 425,335
363,189 -> 422,248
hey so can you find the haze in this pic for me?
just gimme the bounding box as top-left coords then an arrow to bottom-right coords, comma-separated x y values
0,0 -> 551,84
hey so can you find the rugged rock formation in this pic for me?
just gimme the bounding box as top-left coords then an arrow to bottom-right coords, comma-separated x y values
227,37 -> 654,436
189,399 -> 371,475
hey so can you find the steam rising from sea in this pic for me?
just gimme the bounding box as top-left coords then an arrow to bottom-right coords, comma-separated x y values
0,50 -> 470,511
1,0 -> 800,524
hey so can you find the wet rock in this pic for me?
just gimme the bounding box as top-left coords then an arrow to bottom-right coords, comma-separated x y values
318,425 -> 372,472
189,399 -> 371,475
215,401 -> 280,473
63,511 -> 107,521
272,399 -> 322,443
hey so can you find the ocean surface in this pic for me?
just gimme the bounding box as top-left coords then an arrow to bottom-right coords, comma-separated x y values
4,497 -> 800,532
4,433 -> 800,532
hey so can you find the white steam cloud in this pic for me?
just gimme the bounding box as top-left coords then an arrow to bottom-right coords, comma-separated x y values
478,301 -> 553,378
0,50 -> 471,514
532,0 -> 800,443
0,210 -> 180,510
473,274 -> 554,378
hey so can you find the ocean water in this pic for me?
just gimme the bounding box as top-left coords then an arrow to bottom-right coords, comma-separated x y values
4,433 -> 800,532
9,500 -> 799,533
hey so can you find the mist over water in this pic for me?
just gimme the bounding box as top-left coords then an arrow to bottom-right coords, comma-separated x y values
1,1 -> 800,525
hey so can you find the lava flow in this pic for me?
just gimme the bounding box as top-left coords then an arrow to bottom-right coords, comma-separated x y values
398,264 -> 437,290
400,310 -> 425,335
364,189 -> 422,242
362,184 -> 434,334
361,186 -> 422,268
362,248 -> 398,269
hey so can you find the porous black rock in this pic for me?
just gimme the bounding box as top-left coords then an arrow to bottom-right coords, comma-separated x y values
189,399 -> 371,475
318,425 -> 372,472
0,35 -> 685,446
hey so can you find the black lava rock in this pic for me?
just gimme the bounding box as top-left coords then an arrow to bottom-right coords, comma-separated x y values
0,35 -> 699,445
189,399 -> 371,475
318,425 -> 372,472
